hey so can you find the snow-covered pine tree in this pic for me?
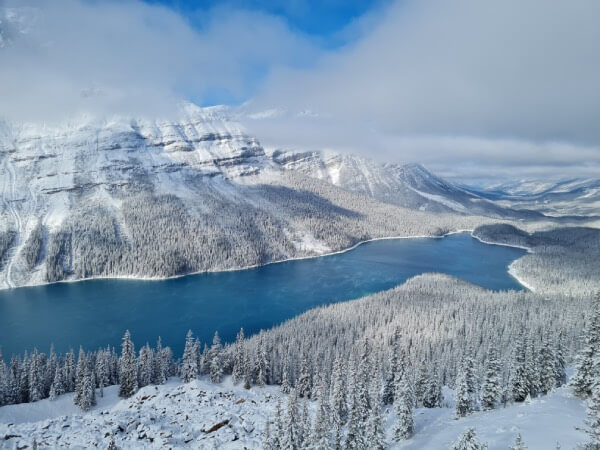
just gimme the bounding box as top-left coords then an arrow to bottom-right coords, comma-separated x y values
255,334 -> 269,387
181,330 -> 199,383
422,365 -> 443,408
95,350 -> 109,398
0,349 -> 7,406
368,388 -> 386,450
450,428 -> 488,450
526,337 -> 540,397
554,329 -> 567,388
74,347 -> 86,407
281,355 -> 291,394
79,365 -> 96,411
28,350 -> 43,403
455,352 -> 477,417
394,373 -> 414,441
137,344 -> 153,388
209,331 -> 223,384
232,328 -> 245,385
571,293 -> 600,398
583,353 -> 600,447
64,349 -> 76,393
538,333 -> 556,395
509,433 -> 527,450
153,337 -> 168,385
510,334 -> 529,402
297,351 -> 312,399
272,398 -> 283,450
480,345 -> 501,410
282,389 -> 300,450
118,330 -> 138,398
49,365 -> 64,400
310,375 -> 331,449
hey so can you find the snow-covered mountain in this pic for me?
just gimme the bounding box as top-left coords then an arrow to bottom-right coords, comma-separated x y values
467,178 -> 600,216
1,103 -> 496,290
269,149 -> 544,218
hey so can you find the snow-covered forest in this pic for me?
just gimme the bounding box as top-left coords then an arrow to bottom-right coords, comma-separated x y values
1,275 -> 598,448
474,224 -> 600,296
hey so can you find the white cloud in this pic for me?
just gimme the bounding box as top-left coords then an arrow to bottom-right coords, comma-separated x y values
0,0 -> 317,121
247,0 -> 600,179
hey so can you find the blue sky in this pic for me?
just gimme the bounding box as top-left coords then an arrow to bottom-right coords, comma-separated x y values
146,0 -> 385,41
145,0 -> 388,105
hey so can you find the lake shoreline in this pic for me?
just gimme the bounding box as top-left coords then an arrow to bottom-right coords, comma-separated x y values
1,228 -> 533,292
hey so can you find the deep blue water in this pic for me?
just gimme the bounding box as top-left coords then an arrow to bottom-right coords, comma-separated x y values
0,233 -> 525,357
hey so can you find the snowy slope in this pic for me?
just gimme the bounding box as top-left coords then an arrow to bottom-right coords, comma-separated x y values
0,378 -> 588,449
269,149 -> 544,218
468,178 -> 600,217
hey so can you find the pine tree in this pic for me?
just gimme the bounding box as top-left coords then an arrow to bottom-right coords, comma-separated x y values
79,365 -> 96,411
64,349 -> 76,392
282,389 -> 299,450
526,337 -> 540,397
480,346 -> 501,410
95,350 -> 109,398
538,333 -> 556,395
137,344 -> 153,388
368,391 -> 386,450
232,328 -> 245,385
297,352 -> 312,399
281,355 -> 291,394
310,376 -> 331,449
583,355 -> 600,447
272,399 -> 283,450
181,330 -> 199,383
450,428 -> 487,450
28,350 -> 43,403
49,365 -> 64,400
0,349 -> 7,406
455,352 -> 477,417
509,433 -> 527,450
554,330 -> 567,388
74,347 -> 86,407
383,328 -> 402,405
423,365 -> 443,408
118,330 -> 138,398
510,334 -> 529,403
153,337 -> 168,385
572,294 -> 600,398
394,373 -> 414,441
209,331 -> 223,384
330,357 -> 346,450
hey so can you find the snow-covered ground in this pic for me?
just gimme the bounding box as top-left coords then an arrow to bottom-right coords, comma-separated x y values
0,377 -> 588,449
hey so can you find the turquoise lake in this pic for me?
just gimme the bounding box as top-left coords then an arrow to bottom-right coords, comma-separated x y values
0,233 -> 525,357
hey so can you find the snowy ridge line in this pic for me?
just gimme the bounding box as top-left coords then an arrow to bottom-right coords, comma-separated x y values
469,233 -> 533,254
1,229 -> 480,291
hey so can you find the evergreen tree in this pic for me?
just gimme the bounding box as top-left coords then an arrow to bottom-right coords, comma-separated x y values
118,330 -> 138,398
572,294 -> 600,398
423,365 -> 443,408
368,391 -> 386,450
480,346 -> 501,410
272,399 -> 283,450
95,350 -> 109,398
153,337 -> 168,385
455,352 -> 477,417
554,330 -> 567,388
209,331 -> 223,384
79,365 -> 96,411
282,389 -> 299,450
64,349 -> 76,393
281,355 -> 291,394
394,373 -> 414,441
232,328 -> 245,385
509,433 -> 527,450
74,347 -> 86,407
181,330 -> 199,383
310,376 -> 331,449
49,366 -> 64,400
297,352 -> 312,399
28,350 -> 43,403
137,344 -> 153,388
538,333 -> 556,395
583,355 -> 600,447
510,335 -> 529,403
450,428 -> 488,450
